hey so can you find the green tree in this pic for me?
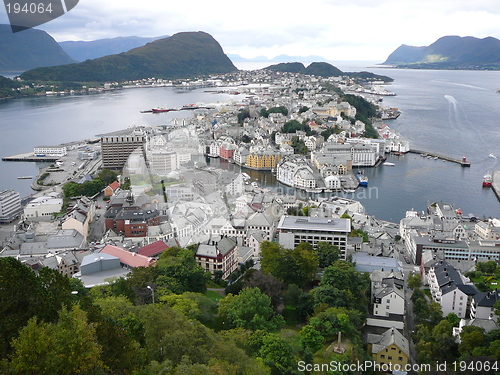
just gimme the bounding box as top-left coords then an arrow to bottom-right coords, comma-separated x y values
319,260 -> 369,309
260,241 -> 318,287
10,306 -> 105,374
299,325 -> 324,352
407,272 -> 422,290
243,270 -> 284,309
459,326 -> 485,357
291,136 -> 308,154
258,333 -> 296,375
97,169 -> 118,185
0,258 -> 73,357
156,248 -> 210,294
218,287 -> 285,331
238,109 -> 251,124
446,312 -> 460,327
316,241 -> 339,268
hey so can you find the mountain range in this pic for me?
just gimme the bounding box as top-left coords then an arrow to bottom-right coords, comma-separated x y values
59,36 -> 168,62
20,31 -> 237,82
383,35 -> 500,69
0,24 -> 75,72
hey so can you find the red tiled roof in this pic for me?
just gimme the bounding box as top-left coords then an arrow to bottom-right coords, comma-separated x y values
108,181 -> 120,191
138,240 -> 169,257
100,245 -> 156,268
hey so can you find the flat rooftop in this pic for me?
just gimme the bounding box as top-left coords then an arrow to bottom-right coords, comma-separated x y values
277,215 -> 351,233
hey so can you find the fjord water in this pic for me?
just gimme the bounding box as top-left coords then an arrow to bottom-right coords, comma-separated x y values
360,68 -> 500,221
0,66 -> 499,221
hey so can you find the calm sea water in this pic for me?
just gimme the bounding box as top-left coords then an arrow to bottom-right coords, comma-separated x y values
1,65 -> 500,222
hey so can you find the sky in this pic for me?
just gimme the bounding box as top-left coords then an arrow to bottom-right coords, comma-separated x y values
1,0 -> 500,61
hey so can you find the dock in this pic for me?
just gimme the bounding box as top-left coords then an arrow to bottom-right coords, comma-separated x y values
1,152 -> 58,163
408,149 -> 471,167
491,171 -> 500,200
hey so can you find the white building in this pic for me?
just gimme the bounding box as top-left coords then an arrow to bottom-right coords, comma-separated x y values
324,175 -> 341,190
225,173 -> 245,196
148,149 -> 179,174
471,291 -> 500,321
0,190 -> 22,223
277,215 -> 351,256
372,271 -> 405,317
24,196 -> 63,221
277,156 -> 316,189
33,146 -> 67,157
427,260 -> 478,319
313,142 -> 379,167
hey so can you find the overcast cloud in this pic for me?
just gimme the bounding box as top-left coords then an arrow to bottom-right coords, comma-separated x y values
1,0 -> 499,61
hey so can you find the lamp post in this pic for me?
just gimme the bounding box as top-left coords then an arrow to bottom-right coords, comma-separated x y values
147,285 -> 155,306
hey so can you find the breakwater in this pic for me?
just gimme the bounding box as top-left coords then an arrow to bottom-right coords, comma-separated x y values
408,149 -> 471,167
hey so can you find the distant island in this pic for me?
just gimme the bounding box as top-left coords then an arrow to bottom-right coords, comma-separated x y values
382,35 -> 500,70
0,24 -> 75,73
20,31 -> 238,82
228,54 -> 329,63
265,62 -> 394,82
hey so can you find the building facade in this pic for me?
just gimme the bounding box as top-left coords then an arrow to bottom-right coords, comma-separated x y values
0,190 -> 22,223
101,134 -> 146,169
276,216 -> 351,256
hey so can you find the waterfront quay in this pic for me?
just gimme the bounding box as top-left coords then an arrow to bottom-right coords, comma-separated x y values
408,149 -> 471,167
491,170 -> 500,200
2,152 -> 59,163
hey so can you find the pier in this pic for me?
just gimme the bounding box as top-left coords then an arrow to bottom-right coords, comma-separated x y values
491,171 -> 500,200
1,152 -> 58,163
408,149 -> 471,167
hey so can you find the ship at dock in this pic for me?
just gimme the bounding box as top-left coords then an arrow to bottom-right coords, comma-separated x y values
483,173 -> 493,187
152,107 -> 176,113
356,170 -> 369,186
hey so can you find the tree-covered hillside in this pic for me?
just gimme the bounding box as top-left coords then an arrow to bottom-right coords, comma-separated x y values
20,31 -> 238,82
0,25 -> 75,72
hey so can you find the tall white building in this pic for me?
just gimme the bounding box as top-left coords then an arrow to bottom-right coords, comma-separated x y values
0,190 -> 21,223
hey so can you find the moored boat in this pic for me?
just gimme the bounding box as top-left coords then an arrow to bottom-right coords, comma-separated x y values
152,107 -> 175,113
356,171 -> 369,186
483,173 -> 493,187
383,162 -> 395,166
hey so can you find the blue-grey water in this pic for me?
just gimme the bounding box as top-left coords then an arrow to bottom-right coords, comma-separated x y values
1,66 -> 500,222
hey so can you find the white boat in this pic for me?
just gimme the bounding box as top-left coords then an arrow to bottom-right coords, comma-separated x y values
383,162 -> 395,166
489,153 -> 497,159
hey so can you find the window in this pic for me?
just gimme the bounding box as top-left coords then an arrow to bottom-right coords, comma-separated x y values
388,356 -> 392,360
380,355 -> 385,359
398,357 -> 403,361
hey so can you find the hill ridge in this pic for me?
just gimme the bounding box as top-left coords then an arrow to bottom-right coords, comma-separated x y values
21,31 -> 237,82
383,35 -> 500,69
